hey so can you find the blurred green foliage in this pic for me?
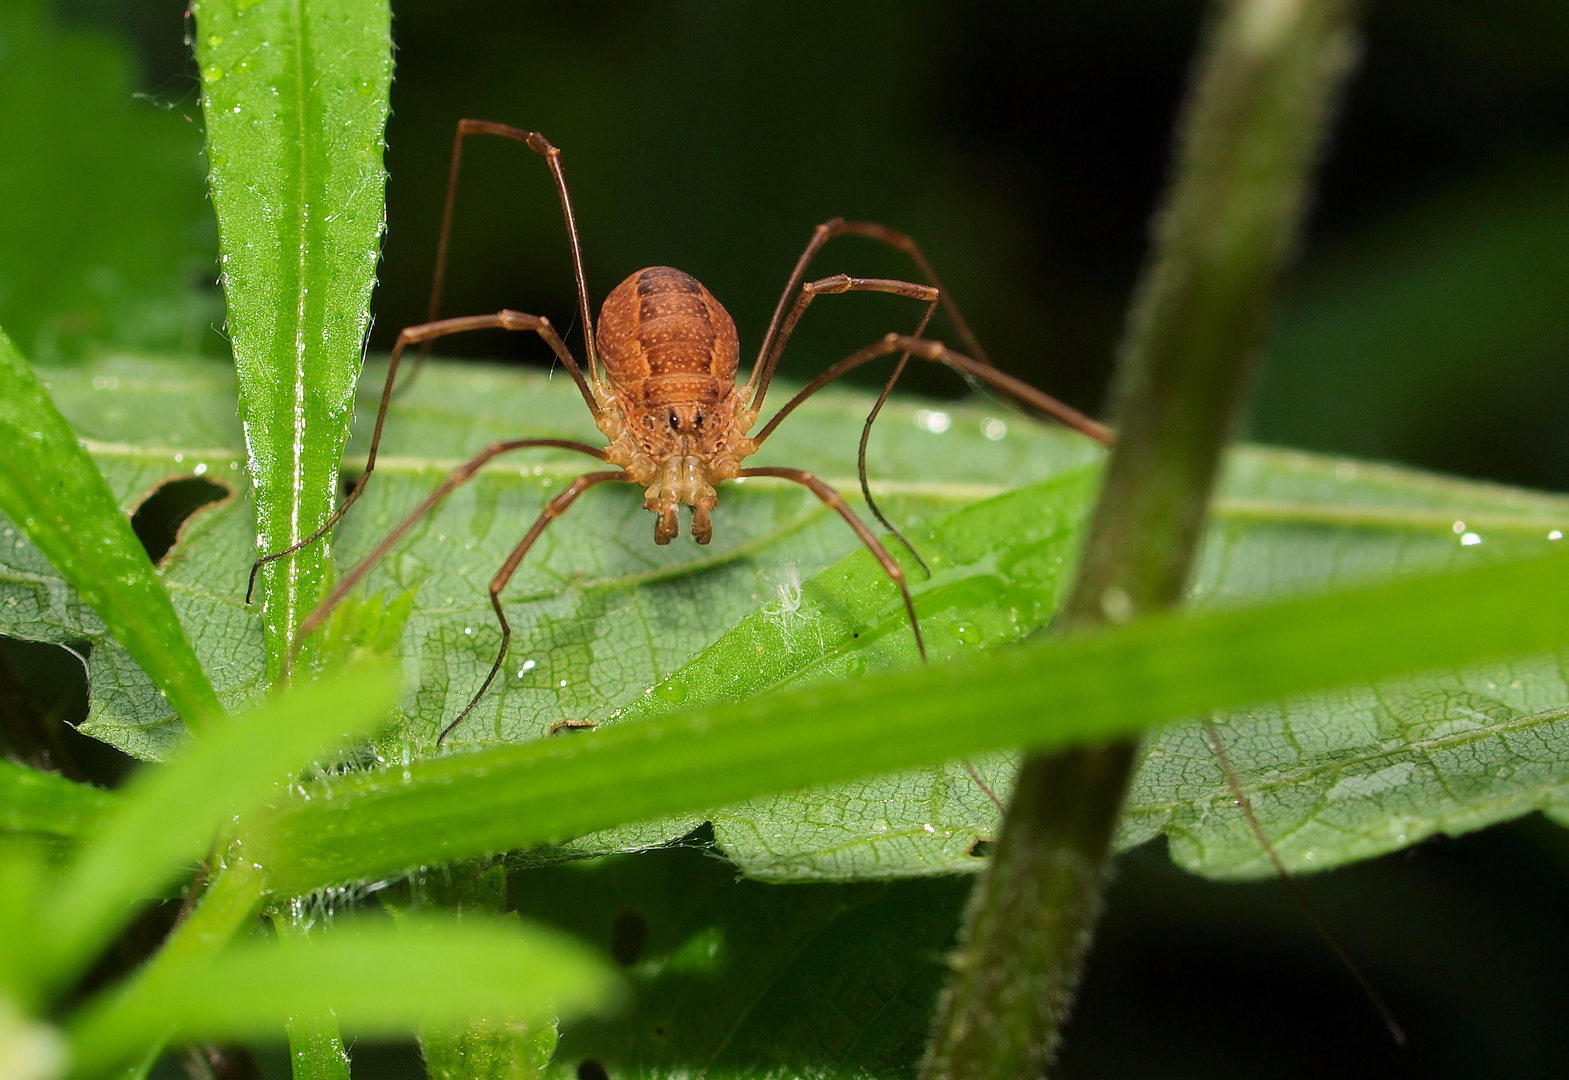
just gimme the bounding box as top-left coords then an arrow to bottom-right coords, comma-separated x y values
0,0 -> 218,361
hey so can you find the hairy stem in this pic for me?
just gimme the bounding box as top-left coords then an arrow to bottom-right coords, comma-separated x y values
271,910 -> 352,1080
922,1 -> 1364,1077
409,860 -> 560,1080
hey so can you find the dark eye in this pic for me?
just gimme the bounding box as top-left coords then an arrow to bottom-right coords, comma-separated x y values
668,411 -> 679,429
694,412 -> 703,427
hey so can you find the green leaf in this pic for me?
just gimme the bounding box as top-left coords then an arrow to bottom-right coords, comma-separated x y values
0,761 -> 116,839
65,915 -> 621,1079
511,844 -> 969,1080
40,666 -> 397,989
580,450 -> 1569,883
192,0 -> 393,679
10,355 -> 1091,760
0,360 -> 261,758
0,1 -> 218,361
238,547 -> 1569,898
1124,450 -> 1569,879
13,355 -> 1569,885
0,334 -> 223,733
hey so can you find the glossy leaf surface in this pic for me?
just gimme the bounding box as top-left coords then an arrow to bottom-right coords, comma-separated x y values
193,0 -> 392,677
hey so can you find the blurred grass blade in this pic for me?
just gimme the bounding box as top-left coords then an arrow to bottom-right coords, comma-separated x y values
192,0 -> 392,679
0,761 -> 117,838
244,549 -> 1569,896
0,329 -> 223,729
66,916 -> 620,1078
42,667 -> 397,988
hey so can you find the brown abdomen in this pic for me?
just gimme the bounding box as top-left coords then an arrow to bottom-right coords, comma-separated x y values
597,267 -> 740,406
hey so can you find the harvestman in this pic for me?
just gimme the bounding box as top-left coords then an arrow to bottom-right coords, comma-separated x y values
248,120 -> 1112,744
244,121 -> 1405,1044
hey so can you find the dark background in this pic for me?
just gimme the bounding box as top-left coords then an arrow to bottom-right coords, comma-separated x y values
13,0 -> 1569,1075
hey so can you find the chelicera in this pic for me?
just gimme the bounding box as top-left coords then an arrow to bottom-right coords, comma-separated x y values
250,120 -> 1111,743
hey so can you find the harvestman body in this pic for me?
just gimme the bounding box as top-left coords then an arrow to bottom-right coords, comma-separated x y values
249,120 -> 1111,744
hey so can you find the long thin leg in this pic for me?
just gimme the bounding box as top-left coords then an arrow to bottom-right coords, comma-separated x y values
246,310 -> 600,603
1203,720 -> 1407,1046
739,274 -> 940,573
289,441 -> 611,672
753,333 -> 1115,448
409,121 -> 603,392
746,273 -> 936,416
745,217 -> 991,403
440,470 -> 631,745
738,467 -> 925,661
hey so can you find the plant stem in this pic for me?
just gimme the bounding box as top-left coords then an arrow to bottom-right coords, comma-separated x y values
271,911 -> 352,1080
922,2 -> 1364,1077
408,860 -> 560,1080
282,1015 -> 351,1080
129,860 -> 266,990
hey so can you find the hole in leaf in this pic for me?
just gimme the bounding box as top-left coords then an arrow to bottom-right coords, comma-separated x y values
968,839 -> 994,858
611,910 -> 649,966
130,476 -> 230,563
0,636 -> 133,786
577,1060 -> 610,1080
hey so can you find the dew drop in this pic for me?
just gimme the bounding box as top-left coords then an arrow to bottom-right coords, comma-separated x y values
654,679 -> 688,703
844,656 -> 866,679
950,620 -> 981,645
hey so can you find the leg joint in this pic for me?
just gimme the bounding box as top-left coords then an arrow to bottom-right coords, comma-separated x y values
804,274 -> 852,296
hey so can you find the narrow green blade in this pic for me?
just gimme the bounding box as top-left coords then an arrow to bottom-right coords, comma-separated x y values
0,330 -> 222,730
0,761 -> 117,839
242,549 -> 1569,896
192,0 -> 393,678
42,667 -> 397,987
66,915 -> 620,1078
